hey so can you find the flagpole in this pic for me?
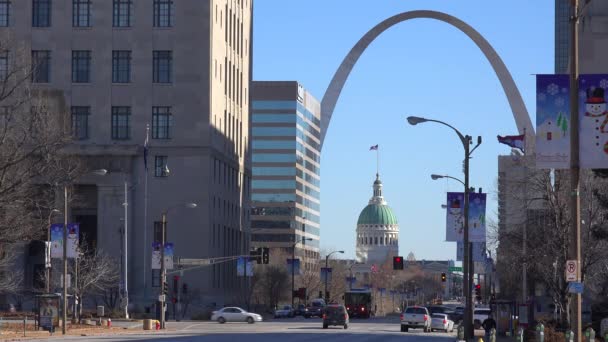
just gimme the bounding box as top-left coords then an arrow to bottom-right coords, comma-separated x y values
376,146 -> 379,175
143,124 -> 150,300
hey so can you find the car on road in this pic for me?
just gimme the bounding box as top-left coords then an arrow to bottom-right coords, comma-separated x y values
450,306 -> 464,323
211,307 -> 263,324
400,306 -> 431,332
304,299 -> 326,318
473,308 -> 492,329
274,305 -> 295,318
294,304 -> 306,316
322,304 -> 349,329
430,313 -> 455,332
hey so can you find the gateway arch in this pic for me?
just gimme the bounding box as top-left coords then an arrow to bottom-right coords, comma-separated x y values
320,10 -> 534,149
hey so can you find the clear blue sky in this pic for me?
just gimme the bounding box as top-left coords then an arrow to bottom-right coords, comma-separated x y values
253,1 -> 554,261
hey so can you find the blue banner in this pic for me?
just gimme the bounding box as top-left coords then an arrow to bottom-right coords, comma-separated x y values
446,192 -> 486,242
320,267 -> 332,283
536,74 -> 570,168
237,257 -> 254,277
287,258 -> 300,275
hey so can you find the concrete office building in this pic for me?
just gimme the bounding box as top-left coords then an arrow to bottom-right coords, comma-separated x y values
250,81 -> 321,271
555,0 -> 608,73
1,0 -> 253,311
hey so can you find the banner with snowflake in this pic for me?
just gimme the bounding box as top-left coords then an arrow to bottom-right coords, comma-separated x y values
536,74 -> 570,169
445,192 -> 486,242
579,74 -> 608,168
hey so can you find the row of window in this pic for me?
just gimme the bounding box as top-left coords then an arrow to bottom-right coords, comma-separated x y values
29,50 -> 173,84
25,0 -> 175,28
71,106 -> 172,141
358,236 -> 398,246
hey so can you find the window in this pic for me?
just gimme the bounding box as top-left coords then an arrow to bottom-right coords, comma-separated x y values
112,0 -> 132,27
71,106 -> 89,140
112,50 -> 131,83
111,106 -> 130,140
153,0 -> 173,27
153,51 -> 172,83
0,1 -> 10,27
0,50 -> 7,81
32,0 -> 51,27
152,106 -> 172,139
71,50 -> 91,83
72,0 -> 90,27
31,50 -> 50,83
154,156 -> 168,177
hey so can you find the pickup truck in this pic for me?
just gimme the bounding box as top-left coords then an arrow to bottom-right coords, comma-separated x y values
400,306 -> 431,332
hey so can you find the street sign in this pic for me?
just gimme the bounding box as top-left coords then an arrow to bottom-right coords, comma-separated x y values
448,266 -> 463,272
158,295 -> 165,302
565,260 -> 578,282
568,282 -> 584,294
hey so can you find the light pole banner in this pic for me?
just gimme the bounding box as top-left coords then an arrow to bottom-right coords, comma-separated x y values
456,241 -> 486,262
536,74 -> 570,169
66,223 -> 79,259
164,243 -> 174,270
50,224 -> 63,258
579,74 -> 608,168
237,257 -> 254,277
320,267 -> 332,283
151,242 -> 162,270
287,258 -> 300,275
446,192 -> 486,242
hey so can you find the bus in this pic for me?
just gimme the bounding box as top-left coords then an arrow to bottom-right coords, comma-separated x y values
344,289 -> 372,318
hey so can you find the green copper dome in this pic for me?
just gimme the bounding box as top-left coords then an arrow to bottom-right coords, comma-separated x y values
357,203 -> 398,225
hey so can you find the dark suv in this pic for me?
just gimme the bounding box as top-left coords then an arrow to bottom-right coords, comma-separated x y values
323,305 -> 349,329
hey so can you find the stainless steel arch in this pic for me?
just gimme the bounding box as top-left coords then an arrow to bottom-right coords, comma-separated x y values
320,10 -> 534,147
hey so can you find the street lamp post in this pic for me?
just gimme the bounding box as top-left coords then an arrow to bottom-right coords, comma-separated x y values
122,180 -> 129,319
159,202 -> 197,330
408,116 -> 481,340
324,251 -> 344,303
291,234 -> 312,308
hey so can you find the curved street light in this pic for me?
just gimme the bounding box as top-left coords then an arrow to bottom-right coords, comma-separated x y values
324,250 -> 344,303
407,115 -> 481,339
159,202 -> 197,329
430,174 -> 465,187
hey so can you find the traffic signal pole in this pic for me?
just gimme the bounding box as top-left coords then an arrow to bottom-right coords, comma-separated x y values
160,212 -> 167,329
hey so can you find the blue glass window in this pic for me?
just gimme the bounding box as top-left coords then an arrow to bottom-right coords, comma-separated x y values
253,154 -> 296,163
252,140 -> 296,149
253,167 -> 296,176
252,127 -> 296,137
252,180 -> 297,189
252,114 -> 296,123
252,101 -> 297,110
252,193 -> 296,203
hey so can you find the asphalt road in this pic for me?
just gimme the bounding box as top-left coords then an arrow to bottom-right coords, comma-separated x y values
25,317 -> 459,341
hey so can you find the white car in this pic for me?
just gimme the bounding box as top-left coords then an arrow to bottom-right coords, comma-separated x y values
430,313 -> 454,332
473,308 -> 492,328
274,305 -> 295,318
211,307 -> 263,324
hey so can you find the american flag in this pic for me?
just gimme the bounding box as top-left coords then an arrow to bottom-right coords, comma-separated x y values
369,144 -> 378,151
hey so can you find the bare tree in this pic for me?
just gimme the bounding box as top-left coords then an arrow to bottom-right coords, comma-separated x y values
0,35 -> 82,295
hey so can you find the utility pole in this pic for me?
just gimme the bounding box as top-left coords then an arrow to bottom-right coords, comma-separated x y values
160,212 -> 167,329
123,180 -> 129,319
463,135 -> 474,340
62,185 -> 68,335
569,0 -> 582,340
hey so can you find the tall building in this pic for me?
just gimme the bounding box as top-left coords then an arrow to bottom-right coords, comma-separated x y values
355,174 -> 399,264
250,81 -> 321,271
2,1 -> 252,310
555,0 -> 608,73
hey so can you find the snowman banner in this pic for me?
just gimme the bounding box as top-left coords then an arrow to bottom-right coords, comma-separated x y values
66,223 -> 79,259
536,74 -> 571,169
579,74 -> 608,168
445,192 -> 486,242
456,241 -> 487,262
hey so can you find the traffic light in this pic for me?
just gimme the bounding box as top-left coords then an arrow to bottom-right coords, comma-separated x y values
475,284 -> 481,301
250,247 -> 263,264
441,273 -> 446,282
163,282 -> 169,296
182,283 -> 188,295
393,256 -> 404,270
262,247 -> 270,264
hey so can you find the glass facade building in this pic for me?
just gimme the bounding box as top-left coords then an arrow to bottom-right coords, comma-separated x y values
251,81 -> 321,270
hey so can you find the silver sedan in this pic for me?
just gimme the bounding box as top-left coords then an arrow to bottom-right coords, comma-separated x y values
430,313 -> 454,332
211,307 -> 263,324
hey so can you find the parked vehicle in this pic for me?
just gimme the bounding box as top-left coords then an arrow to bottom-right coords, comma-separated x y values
430,313 -> 455,332
344,289 -> 372,318
473,308 -> 492,328
274,305 -> 295,318
304,299 -> 326,318
211,307 -> 263,324
294,304 -> 306,316
322,304 -> 349,329
400,306 -> 431,332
